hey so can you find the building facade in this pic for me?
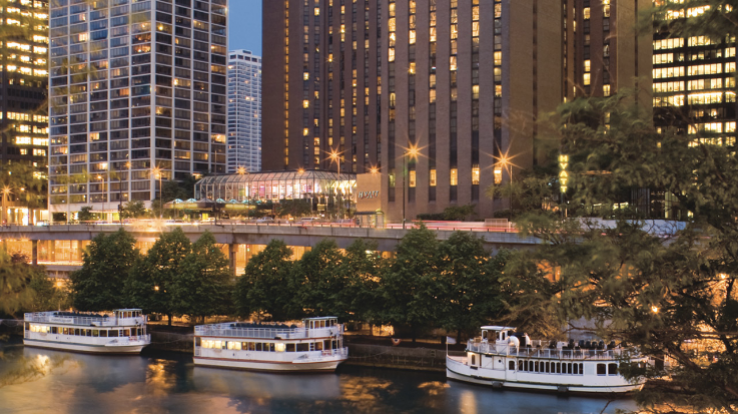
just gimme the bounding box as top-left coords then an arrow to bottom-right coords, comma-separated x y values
48,0 -> 228,221
0,0 -> 50,224
227,49 -> 262,173
263,0 -> 658,221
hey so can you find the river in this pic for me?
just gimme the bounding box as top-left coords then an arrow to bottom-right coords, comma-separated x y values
0,344 -> 639,414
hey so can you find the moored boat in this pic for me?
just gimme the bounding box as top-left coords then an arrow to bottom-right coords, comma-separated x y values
193,317 -> 348,372
23,309 -> 151,354
446,326 -> 647,394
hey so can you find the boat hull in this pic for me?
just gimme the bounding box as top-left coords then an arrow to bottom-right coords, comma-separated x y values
23,339 -> 147,355
193,356 -> 346,372
446,356 -> 644,395
446,368 -> 643,394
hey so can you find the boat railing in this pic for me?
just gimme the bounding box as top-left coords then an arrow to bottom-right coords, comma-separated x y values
24,313 -> 146,327
194,324 -> 343,339
466,341 -> 639,360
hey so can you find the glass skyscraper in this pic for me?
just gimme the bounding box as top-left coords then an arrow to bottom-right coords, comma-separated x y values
48,0 -> 228,221
227,49 -> 261,173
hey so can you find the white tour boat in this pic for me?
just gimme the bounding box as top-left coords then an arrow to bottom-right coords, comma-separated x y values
24,309 -> 151,354
446,326 -> 647,394
194,316 -> 348,372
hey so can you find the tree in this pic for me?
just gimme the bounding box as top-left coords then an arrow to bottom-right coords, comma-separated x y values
500,89 -> 738,413
125,227 -> 191,324
235,240 -> 299,321
438,233 -> 508,342
169,231 -> 233,323
277,199 -> 312,218
294,240 -> 348,319
27,272 -> 72,313
379,224 -> 441,342
0,251 -> 36,315
121,201 -> 148,219
338,240 -> 382,324
70,229 -> 139,311
78,206 -> 95,222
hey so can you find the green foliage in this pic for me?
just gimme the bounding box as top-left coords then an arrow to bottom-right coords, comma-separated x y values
169,231 -> 234,322
235,240 -> 299,321
125,228 -> 191,320
417,204 -> 478,221
294,240 -> 349,319
277,199 -> 312,218
501,88 -> 738,413
27,272 -> 72,312
337,240 -> 382,323
70,229 -> 139,311
437,233 -> 508,340
77,206 -> 95,222
379,224 -> 442,340
121,201 -> 148,219
0,251 -> 36,315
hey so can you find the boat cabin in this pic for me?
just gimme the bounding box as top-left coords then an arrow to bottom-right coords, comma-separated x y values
480,326 -> 516,342
115,309 -> 143,319
304,317 -> 338,330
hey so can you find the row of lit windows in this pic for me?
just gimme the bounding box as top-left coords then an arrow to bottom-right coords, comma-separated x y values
199,339 -> 335,353
688,122 -> 737,134
0,112 -> 48,123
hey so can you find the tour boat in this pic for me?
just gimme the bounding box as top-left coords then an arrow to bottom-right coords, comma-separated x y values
193,317 -> 348,372
446,326 -> 647,394
23,309 -> 151,354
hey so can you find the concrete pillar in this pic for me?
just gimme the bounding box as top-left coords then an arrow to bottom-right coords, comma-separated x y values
229,243 -> 238,275
32,240 -> 38,266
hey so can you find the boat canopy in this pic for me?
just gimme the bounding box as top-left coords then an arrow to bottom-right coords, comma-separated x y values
481,326 -> 517,332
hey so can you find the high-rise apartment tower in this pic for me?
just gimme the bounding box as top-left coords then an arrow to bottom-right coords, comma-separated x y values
263,0 -> 651,220
48,0 -> 228,220
227,49 -> 262,173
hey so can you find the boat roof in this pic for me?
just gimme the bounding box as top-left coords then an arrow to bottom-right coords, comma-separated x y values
303,316 -> 338,320
114,309 -> 143,312
481,326 -> 517,331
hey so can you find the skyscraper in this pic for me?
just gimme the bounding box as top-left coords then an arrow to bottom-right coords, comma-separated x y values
227,49 -> 262,173
1,0 -> 50,225
263,0 -> 565,220
48,0 -> 228,221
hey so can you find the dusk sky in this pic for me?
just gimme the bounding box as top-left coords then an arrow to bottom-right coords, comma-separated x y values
228,1 -> 263,56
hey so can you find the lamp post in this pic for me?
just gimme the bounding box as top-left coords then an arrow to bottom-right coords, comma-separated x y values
329,150 -> 342,219
152,167 -> 162,220
498,155 -> 513,216
1,186 -> 10,226
402,144 -> 420,229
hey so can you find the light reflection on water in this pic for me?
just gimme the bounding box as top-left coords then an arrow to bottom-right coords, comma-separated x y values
0,346 -> 640,414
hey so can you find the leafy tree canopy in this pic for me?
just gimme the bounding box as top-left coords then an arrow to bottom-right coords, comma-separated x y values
70,229 -> 139,311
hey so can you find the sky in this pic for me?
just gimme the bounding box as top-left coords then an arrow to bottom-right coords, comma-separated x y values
228,0 -> 263,56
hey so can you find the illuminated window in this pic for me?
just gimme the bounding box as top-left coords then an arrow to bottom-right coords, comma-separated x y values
450,168 -> 458,186
472,166 -> 480,185
409,170 -> 416,188
429,169 -> 437,187
583,74 -> 591,86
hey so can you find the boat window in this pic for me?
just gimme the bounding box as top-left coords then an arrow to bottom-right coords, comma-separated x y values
509,361 -> 515,371
93,330 -> 99,337
608,363 -> 618,375
573,363 -> 578,374
101,330 -> 108,337
518,360 -> 523,370
534,361 -> 539,372
267,343 -> 275,352
286,343 -> 296,352
501,332 -> 506,341
597,363 -> 607,375
557,363 -> 561,373
275,343 -> 286,352
195,337 -> 201,346
255,343 -> 263,351
471,355 -> 476,366
579,363 -> 584,374
227,341 -> 242,350
315,341 -> 323,350
51,327 -> 58,334
482,331 -> 488,340
297,343 -> 309,352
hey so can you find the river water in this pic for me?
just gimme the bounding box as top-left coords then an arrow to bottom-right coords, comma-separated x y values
0,344 -> 639,414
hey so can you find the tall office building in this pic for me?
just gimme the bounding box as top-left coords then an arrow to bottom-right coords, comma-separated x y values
263,0 -> 564,219
1,0 -> 50,225
563,0 -> 651,101
48,0 -> 228,220
263,0 -> 655,221
227,49 -> 262,173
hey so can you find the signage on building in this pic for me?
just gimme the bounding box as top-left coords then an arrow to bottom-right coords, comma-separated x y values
356,173 -> 382,213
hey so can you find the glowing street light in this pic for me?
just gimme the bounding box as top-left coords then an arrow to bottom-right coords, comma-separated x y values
402,143 -> 421,229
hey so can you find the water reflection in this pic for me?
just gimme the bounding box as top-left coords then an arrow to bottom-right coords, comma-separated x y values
0,347 -> 641,414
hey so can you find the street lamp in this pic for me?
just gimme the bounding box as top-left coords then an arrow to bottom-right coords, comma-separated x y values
495,153 -> 515,215
328,150 -> 343,218
1,186 -> 10,226
152,167 -> 162,220
402,144 -> 420,229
